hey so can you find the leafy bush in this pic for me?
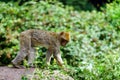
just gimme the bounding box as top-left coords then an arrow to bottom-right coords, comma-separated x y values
105,1 -> 120,28
1,0 -> 120,80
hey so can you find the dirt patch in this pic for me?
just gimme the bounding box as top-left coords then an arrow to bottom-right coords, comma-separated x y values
0,66 -> 35,80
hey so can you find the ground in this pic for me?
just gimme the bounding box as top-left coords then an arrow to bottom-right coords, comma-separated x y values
0,66 -> 35,80
0,66 -> 74,80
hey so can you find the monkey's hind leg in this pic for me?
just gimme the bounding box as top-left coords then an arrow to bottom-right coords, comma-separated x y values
12,50 -> 28,69
12,33 -> 30,69
28,48 -> 36,68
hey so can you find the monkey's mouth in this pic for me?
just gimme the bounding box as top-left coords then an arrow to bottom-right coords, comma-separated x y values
61,39 -> 68,46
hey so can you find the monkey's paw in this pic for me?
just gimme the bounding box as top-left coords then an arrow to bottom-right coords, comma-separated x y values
12,63 -> 25,69
13,64 -> 25,69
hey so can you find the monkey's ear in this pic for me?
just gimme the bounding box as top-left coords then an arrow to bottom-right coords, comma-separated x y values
60,32 -> 64,36
59,32 -> 70,41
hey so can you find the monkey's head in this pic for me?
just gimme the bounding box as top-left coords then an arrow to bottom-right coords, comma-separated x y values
59,32 -> 70,46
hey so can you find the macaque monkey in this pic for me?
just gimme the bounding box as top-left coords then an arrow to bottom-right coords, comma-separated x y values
11,29 -> 70,68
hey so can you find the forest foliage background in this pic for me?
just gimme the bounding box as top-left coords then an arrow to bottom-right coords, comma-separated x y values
0,0 -> 120,80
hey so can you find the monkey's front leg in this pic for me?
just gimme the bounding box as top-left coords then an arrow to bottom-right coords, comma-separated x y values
46,48 -> 53,65
53,49 -> 64,66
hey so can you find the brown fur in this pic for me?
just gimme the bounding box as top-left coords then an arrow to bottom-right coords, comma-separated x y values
12,29 -> 70,68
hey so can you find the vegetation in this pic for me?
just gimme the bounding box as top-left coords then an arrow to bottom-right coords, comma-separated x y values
0,0 -> 120,80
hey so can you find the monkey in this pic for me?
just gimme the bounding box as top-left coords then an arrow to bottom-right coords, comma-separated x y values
11,29 -> 70,68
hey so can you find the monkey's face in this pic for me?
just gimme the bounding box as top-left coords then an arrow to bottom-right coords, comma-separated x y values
59,32 -> 70,46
